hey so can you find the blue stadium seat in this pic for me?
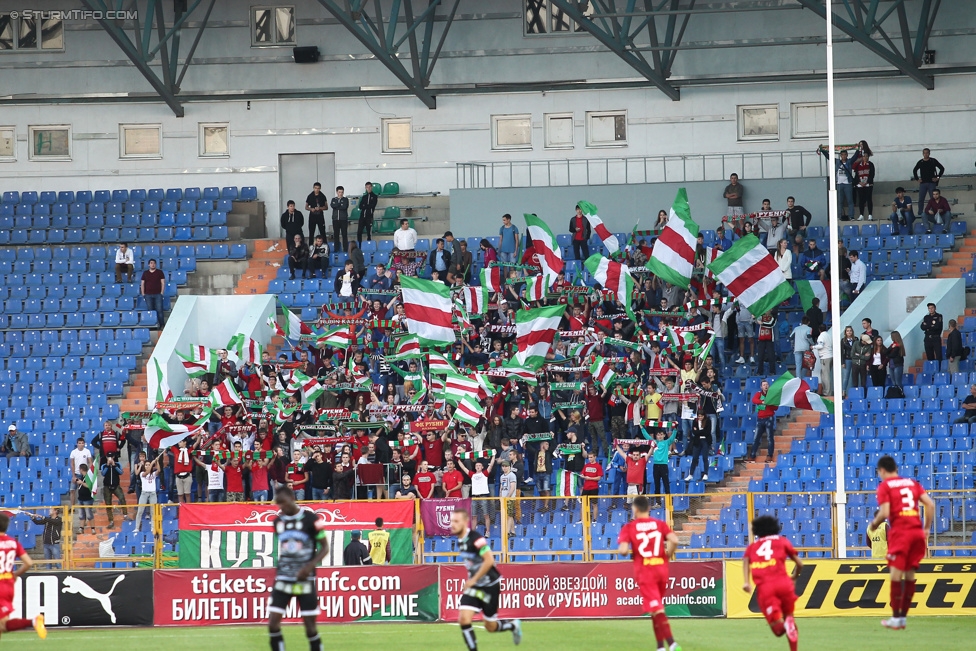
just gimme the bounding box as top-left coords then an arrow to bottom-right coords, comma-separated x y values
240,186 -> 258,201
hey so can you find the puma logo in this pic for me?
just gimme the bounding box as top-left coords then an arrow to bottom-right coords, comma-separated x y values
61,575 -> 125,623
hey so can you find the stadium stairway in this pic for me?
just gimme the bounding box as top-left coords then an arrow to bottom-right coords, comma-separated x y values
235,238 -> 285,296
674,410 -> 822,546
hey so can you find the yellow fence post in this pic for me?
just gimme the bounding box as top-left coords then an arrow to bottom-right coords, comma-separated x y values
415,498 -> 424,564
64,505 -> 74,570
745,491 -> 755,546
582,495 -> 592,561
500,497 -> 509,563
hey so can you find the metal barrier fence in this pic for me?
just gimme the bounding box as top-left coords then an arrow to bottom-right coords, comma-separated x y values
10,489 -> 973,568
456,151 -> 827,189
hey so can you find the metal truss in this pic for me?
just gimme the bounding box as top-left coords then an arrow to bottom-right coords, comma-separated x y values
80,0 -> 218,117
313,0 -> 462,109
795,0 -> 941,89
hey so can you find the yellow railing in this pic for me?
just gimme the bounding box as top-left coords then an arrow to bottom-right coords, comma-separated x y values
6,488 -> 968,569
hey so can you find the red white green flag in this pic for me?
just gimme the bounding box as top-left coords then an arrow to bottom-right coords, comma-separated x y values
795,279 -> 831,312
209,378 -> 244,410
584,254 -> 636,322
226,333 -> 262,365
481,266 -> 503,294
762,371 -> 834,414
464,285 -> 489,315
452,393 -> 485,428
177,346 -> 216,377
400,275 -> 456,346
577,201 -> 619,255
524,213 -> 565,279
555,470 -> 580,497
428,351 -> 459,375
524,275 -> 548,302
647,188 -> 700,289
589,356 -> 617,389
514,304 -> 567,370
145,412 -> 208,449
152,358 -> 173,406
287,370 -> 325,403
316,326 -> 355,349
707,233 -> 795,317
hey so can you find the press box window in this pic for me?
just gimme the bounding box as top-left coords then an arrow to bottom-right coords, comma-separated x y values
544,113 -> 574,149
0,16 -> 64,51
491,115 -> 532,151
0,127 -> 14,160
28,125 -> 71,161
120,124 -> 162,159
585,111 -> 627,147
199,123 -> 230,157
252,6 -> 296,46
791,102 -> 828,140
382,119 -> 412,153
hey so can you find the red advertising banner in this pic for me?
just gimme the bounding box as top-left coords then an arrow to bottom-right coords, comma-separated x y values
154,566 -> 439,626
439,561 -> 724,619
178,501 -> 415,531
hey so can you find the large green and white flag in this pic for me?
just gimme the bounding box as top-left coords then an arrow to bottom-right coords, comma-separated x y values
514,304 -> 567,369
400,275 -> 456,346
523,213 -> 565,280
584,254 -> 636,322
795,280 -> 831,312
707,233 -> 795,316
762,371 -> 834,414
646,188 -> 699,288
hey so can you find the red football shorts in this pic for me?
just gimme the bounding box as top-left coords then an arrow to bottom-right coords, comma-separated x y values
756,580 -> 797,624
886,529 -> 927,571
0,600 -> 13,621
638,568 -> 669,613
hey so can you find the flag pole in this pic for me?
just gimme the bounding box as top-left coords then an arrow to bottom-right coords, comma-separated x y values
824,0 -> 849,559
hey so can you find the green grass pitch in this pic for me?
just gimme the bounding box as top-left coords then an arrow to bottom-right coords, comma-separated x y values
10,617 -> 976,650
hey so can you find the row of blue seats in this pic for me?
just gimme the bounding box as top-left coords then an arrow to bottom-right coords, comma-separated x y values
0,379 -> 126,397
0,414 -> 123,435
3,243 -> 203,260
1,416 -> 119,439
864,260 -> 932,275
0,353 -> 138,370
915,368 -> 976,382
1,298 -> 166,314
1,186 -> 256,204
0,211 -> 227,228
842,222 -> 964,238
0,327 -> 152,344
2,199 -> 233,215
3,392 -> 113,408
0,366 -> 134,385
841,232 -> 956,251
0,311 -> 160,330
0,225 -> 228,244
862,248 -> 943,263
1,285 -> 173,301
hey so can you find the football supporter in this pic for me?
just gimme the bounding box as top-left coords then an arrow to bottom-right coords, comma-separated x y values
581,451 -> 604,522
742,515 -> 802,651
0,514 -> 47,639
868,455 -> 935,630
617,495 -> 681,651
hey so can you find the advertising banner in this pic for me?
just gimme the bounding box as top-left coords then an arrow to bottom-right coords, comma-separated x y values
177,502 -> 415,568
726,560 -> 976,618
440,561 -> 724,619
154,566 -> 439,626
420,498 -> 471,536
9,570 -> 154,627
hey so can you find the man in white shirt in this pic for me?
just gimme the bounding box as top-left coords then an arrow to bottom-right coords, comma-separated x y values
392,219 -> 417,251
843,250 -> 868,298
115,242 -> 135,283
68,436 -> 93,505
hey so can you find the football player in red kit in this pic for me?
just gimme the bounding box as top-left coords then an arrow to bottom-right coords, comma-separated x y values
0,513 -> 47,640
617,495 -> 682,651
742,515 -> 802,651
868,455 -> 934,630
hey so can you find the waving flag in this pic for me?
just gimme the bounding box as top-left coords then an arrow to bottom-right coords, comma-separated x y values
498,362 -> 539,385
584,254 -> 636,322
145,413 -> 207,449
570,341 -> 599,360
762,371 -> 834,414
481,266 -> 503,293
577,201 -> 619,254
514,304 -> 567,370
589,356 -> 617,389
400,275 -> 455,347
83,451 -> 100,493
647,188 -> 699,289
626,398 -> 643,425
316,326 -> 355,349
428,351 -> 459,375
442,371 -> 482,405
177,346 -> 216,377
209,377 -> 244,410
555,470 -> 580,497
272,302 -> 313,341
795,279 -> 831,312
464,285 -> 489,316
524,275 -> 548,302
388,333 -> 422,361
524,213 -> 565,279
227,333 -> 262,365
452,393 -> 485,428
287,370 -> 325,404
707,233 -> 795,316
152,358 -> 173,406
348,355 -> 373,389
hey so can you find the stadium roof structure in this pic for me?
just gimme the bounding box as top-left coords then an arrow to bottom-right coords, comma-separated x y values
31,0 -> 969,116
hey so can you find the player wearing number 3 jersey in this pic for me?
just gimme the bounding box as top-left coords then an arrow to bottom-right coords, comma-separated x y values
868,455 -> 934,631
742,515 -> 802,651
0,513 -> 47,640
617,495 -> 682,651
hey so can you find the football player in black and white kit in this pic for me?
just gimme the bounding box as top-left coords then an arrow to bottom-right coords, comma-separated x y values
268,487 -> 329,651
451,507 -> 522,650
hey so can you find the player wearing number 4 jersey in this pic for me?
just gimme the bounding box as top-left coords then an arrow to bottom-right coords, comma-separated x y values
451,507 -> 522,650
617,495 -> 682,651
0,513 -> 47,640
742,515 -> 802,651
868,455 -> 934,631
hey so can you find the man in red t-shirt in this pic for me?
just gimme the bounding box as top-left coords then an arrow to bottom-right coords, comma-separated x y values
220,456 -> 245,502
617,496 -> 680,651
286,450 -> 308,500
743,515 -> 802,651
624,448 -> 648,503
413,460 -> 437,499
0,514 -> 47,638
868,455 -> 935,630
441,459 -> 464,498
422,431 -> 446,468
581,452 -> 604,522
172,438 -> 194,503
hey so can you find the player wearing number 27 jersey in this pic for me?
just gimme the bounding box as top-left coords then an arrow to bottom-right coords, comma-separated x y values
0,513 -> 47,640
868,455 -> 934,631
742,515 -> 802,651
617,496 -> 681,651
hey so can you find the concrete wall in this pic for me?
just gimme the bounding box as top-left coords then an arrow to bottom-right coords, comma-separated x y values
148,294 -> 276,408
449,177 -> 829,236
